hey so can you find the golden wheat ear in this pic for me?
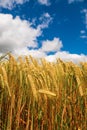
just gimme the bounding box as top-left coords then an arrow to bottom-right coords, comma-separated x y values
38,89 -> 56,97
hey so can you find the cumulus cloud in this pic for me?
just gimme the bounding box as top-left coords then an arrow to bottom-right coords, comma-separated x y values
45,51 -> 87,63
41,38 -> 63,53
24,49 -> 46,58
0,0 -> 28,9
0,13 -> 41,53
13,46 -> 87,64
13,48 -> 46,58
0,12 -> 53,54
38,0 -> 51,6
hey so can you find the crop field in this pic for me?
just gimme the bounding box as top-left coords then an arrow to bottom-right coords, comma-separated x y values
0,54 -> 87,130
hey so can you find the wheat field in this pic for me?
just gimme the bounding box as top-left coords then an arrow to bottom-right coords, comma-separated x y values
0,53 -> 87,130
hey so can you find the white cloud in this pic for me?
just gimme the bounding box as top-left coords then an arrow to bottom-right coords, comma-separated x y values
38,0 -> 51,6
0,0 -> 28,9
68,0 -> 84,4
24,49 -> 46,58
1,48 -> 87,64
13,46 -> 87,64
13,48 -> 46,58
45,51 -> 87,63
41,38 -> 63,52
0,12 -> 53,54
0,13 -> 41,53
38,13 -> 53,29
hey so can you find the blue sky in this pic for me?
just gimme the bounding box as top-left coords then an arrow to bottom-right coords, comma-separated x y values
0,0 -> 87,63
